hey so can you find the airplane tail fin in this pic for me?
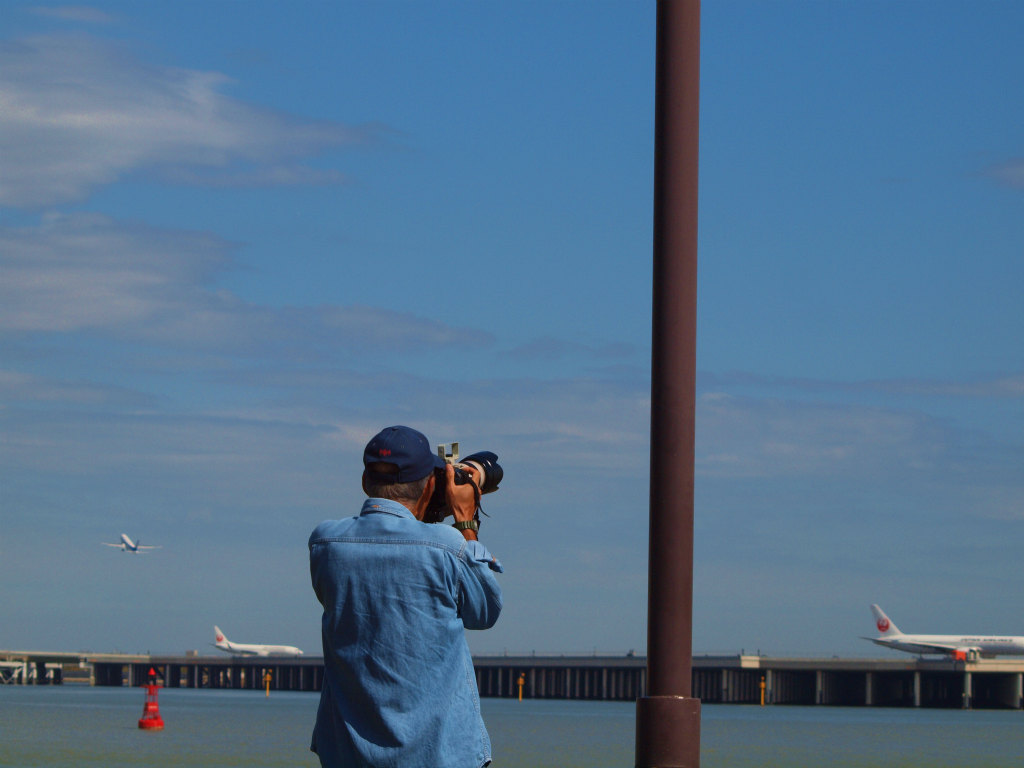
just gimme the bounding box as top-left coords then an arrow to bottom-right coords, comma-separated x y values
871,604 -> 901,636
214,625 -> 227,645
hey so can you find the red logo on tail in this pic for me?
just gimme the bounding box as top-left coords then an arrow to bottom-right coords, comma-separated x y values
877,618 -> 890,633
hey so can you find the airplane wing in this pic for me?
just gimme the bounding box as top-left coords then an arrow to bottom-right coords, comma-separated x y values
867,637 -> 973,655
903,641 -> 972,654
136,545 -> 161,550
101,542 -> 122,547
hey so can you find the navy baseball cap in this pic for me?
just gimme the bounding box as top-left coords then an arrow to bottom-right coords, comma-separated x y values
362,425 -> 445,484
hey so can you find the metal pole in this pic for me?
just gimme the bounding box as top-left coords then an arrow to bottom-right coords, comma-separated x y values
635,1 -> 701,766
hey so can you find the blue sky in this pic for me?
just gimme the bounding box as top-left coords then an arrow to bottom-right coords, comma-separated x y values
1,1 -> 1021,659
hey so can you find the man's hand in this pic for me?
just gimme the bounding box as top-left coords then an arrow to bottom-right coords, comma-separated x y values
445,464 -> 480,540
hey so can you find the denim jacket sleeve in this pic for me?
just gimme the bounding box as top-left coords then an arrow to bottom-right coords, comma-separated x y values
457,539 -> 503,630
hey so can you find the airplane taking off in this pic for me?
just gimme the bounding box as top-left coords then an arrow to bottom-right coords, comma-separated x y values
866,604 -> 1024,661
212,626 -> 303,657
101,534 -> 161,553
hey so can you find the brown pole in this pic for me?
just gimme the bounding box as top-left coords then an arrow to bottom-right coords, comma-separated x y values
635,1 -> 701,766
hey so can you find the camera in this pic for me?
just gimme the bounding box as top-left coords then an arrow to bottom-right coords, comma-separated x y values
424,442 -> 503,524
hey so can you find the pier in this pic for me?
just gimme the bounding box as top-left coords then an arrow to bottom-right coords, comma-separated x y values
4,650 -> 1024,709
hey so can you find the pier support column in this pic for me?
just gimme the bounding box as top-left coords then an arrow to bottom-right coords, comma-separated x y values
1016,673 -> 1023,709
815,670 -> 823,705
962,672 -> 972,710
913,671 -> 921,708
865,672 -> 873,707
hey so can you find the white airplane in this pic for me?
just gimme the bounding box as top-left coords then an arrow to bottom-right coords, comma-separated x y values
212,626 -> 303,657
101,534 -> 161,553
866,604 -> 1024,660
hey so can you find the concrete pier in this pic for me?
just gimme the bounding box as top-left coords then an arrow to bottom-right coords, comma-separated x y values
6,650 -> 1024,709
474,655 -> 647,700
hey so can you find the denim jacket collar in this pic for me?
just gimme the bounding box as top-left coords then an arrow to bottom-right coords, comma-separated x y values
360,497 -> 416,520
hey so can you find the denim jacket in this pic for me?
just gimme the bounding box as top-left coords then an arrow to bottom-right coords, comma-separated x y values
309,498 -> 503,768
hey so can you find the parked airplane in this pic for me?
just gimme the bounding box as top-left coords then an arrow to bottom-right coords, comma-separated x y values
866,604 -> 1024,660
101,534 -> 161,553
212,626 -> 303,657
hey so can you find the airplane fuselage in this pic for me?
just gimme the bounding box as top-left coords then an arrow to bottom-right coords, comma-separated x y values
102,533 -> 158,553
872,634 -> 1024,658
215,641 -> 303,657
213,626 -> 302,656
867,605 -> 1024,660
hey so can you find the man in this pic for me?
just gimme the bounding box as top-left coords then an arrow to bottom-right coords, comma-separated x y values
309,425 -> 503,768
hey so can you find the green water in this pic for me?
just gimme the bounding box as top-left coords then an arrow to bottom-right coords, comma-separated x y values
2,685 -> 1024,767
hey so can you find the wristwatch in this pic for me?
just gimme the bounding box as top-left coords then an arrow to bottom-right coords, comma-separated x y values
453,519 -> 479,532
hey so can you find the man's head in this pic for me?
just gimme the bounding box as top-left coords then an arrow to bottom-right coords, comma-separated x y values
362,425 -> 445,508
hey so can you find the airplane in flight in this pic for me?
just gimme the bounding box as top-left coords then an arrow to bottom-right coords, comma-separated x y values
866,604 -> 1024,661
101,534 -> 161,554
212,626 -> 303,657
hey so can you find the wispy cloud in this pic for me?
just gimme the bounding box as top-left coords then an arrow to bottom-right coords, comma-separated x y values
877,375 -> 1024,398
0,34 -> 379,207
987,158 -> 1024,188
0,369 -> 154,408
29,5 -> 117,24
696,392 -> 951,479
317,305 -> 495,351
509,336 -> 639,362
702,371 -> 1024,400
0,213 -> 492,354
1,203 -> 1012,516
0,212 -> 235,335
160,164 -> 348,188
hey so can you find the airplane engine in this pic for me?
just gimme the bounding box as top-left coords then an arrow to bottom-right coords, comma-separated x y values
953,648 -> 980,662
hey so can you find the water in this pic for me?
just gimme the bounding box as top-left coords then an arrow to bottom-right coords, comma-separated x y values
2,685 -> 1024,767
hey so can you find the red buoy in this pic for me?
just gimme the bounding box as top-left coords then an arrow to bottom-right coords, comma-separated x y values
138,667 -> 165,730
